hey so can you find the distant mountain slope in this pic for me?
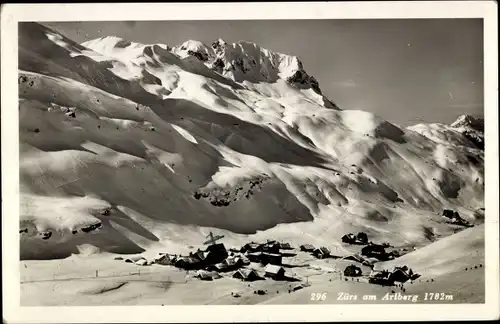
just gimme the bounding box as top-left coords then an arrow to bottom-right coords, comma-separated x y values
18,22 -> 484,260
409,114 -> 484,150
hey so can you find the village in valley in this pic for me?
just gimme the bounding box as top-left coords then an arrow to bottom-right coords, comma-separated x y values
116,228 -> 424,299
20,203 -> 481,305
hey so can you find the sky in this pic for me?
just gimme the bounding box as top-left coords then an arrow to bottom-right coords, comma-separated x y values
41,19 -> 483,127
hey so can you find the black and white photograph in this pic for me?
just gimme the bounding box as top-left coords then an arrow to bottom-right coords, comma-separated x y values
2,2 -> 499,323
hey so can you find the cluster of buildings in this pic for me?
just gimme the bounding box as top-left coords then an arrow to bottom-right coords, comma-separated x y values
339,231 -> 420,286
368,266 -> 420,286
139,237 -> 300,282
342,263 -> 419,287
341,232 -> 369,245
120,232 -> 421,289
240,240 -> 289,266
299,244 -> 333,259
360,243 -> 398,261
340,231 -> 401,262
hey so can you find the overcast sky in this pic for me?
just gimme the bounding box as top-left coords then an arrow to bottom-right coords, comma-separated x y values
42,19 -> 483,127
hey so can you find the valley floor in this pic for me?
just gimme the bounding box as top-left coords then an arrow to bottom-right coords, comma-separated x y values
20,225 -> 484,305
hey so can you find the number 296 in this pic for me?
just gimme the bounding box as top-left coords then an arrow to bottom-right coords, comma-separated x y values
311,292 -> 327,301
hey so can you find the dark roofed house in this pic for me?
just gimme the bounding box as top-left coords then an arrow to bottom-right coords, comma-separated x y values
312,247 -> 331,259
342,254 -> 363,263
220,256 -> 244,271
154,253 -> 177,266
344,264 -> 362,277
342,232 -> 369,245
368,266 -> 417,286
247,252 -> 262,263
206,242 -> 228,254
388,266 -> 415,284
356,232 -> 369,244
342,233 -> 357,244
261,252 -> 282,265
264,264 -> 286,280
300,244 -> 315,252
205,263 -> 226,272
125,256 -> 147,264
368,270 -> 393,286
389,269 -> 410,284
174,256 -> 202,270
195,270 -> 222,281
233,268 -> 262,281
240,242 -> 261,253
204,243 -> 228,265
279,242 -> 293,250
261,242 -> 280,254
361,244 -> 387,259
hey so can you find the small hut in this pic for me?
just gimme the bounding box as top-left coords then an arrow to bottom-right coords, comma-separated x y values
174,256 -> 202,270
368,270 -> 392,286
154,253 -> 177,266
247,252 -> 263,263
264,264 -> 286,280
233,268 -> 262,281
356,232 -> 369,244
361,244 -> 386,259
342,233 -> 357,244
388,266 -> 417,283
125,256 -> 147,264
342,254 -> 364,263
261,242 -> 280,254
279,242 -> 293,250
312,247 -> 331,259
195,270 -> 222,281
300,244 -> 315,252
221,257 -> 244,271
262,252 -> 282,265
344,264 -> 362,277
240,242 -> 261,253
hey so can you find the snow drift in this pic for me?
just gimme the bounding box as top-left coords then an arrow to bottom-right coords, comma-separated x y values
18,22 -> 484,260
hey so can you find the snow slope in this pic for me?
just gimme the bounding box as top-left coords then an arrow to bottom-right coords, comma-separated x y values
18,22 -> 484,260
262,225 -> 485,304
20,225 -> 485,305
378,224 -> 484,277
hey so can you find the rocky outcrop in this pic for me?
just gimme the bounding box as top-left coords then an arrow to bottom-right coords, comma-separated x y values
450,115 -> 484,150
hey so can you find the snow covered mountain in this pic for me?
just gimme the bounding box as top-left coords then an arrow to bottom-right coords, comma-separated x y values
450,114 -> 484,150
409,114 -> 484,151
18,22 -> 484,260
450,114 -> 484,131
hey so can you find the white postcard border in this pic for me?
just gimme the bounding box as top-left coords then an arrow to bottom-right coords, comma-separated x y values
1,1 -> 498,322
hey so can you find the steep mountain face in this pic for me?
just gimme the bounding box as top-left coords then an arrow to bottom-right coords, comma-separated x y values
172,38 -> 326,95
409,115 -> 485,151
450,115 -> 484,150
450,114 -> 484,131
18,22 -> 484,260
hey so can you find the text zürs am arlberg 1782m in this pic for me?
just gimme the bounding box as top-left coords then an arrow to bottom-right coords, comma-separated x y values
309,292 -> 454,302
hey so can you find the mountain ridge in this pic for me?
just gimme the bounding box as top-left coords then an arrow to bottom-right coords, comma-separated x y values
82,35 -> 328,98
